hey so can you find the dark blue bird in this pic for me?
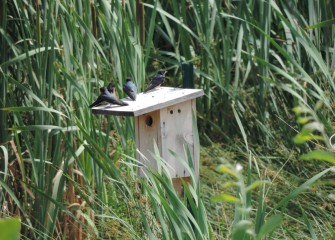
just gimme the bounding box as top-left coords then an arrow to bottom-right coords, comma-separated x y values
143,69 -> 166,93
107,82 -> 116,94
89,87 -> 128,107
123,77 -> 137,100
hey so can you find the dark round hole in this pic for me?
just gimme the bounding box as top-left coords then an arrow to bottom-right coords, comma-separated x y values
178,109 -> 181,113
170,110 -> 173,114
145,116 -> 153,126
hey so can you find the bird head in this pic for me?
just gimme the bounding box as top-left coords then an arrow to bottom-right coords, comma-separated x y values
158,69 -> 167,75
107,82 -> 115,94
126,77 -> 132,82
100,87 -> 107,93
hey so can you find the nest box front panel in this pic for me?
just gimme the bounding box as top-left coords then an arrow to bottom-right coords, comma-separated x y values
135,110 -> 161,176
160,100 -> 196,178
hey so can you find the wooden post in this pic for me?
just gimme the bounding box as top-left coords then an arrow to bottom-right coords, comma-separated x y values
92,87 -> 204,195
182,63 -> 194,89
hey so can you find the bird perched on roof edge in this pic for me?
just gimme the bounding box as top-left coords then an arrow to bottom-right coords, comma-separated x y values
143,69 -> 166,93
123,77 -> 137,100
89,87 -> 128,107
107,82 -> 116,94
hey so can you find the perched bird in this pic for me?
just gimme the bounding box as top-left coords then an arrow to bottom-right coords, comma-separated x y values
107,82 -> 116,94
89,87 -> 128,107
123,77 -> 137,100
143,69 -> 166,93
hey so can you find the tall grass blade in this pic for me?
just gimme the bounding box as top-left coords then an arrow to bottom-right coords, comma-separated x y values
257,214 -> 283,240
300,206 -> 317,240
273,167 -> 334,211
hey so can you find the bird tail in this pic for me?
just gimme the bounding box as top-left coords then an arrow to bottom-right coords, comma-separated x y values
128,92 -> 136,100
143,85 -> 154,93
89,100 -> 99,108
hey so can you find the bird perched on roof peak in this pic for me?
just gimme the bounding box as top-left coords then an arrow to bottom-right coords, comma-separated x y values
89,86 -> 128,108
123,77 -> 137,100
143,69 -> 166,93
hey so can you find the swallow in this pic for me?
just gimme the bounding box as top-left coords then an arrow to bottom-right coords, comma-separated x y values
107,82 -> 116,94
89,87 -> 128,107
143,69 -> 166,93
123,77 -> 137,100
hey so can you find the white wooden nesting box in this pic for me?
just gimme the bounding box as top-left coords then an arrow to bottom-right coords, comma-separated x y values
92,87 -> 204,186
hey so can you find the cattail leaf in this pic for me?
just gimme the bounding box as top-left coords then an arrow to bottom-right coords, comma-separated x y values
1,107 -> 67,118
8,125 -> 64,131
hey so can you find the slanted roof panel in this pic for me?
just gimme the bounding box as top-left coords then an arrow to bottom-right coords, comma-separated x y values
91,87 -> 204,117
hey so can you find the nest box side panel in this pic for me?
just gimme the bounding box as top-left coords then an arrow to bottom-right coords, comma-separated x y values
191,99 -> 199,179
135,110 -> 161,176
159,100 -> 197,178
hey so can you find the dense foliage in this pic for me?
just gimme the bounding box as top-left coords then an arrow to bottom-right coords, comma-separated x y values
0,0 -> 334,239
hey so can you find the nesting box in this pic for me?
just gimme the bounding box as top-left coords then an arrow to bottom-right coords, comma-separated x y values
92,87 -> 204,194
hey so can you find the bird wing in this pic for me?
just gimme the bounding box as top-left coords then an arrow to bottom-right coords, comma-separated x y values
150,75 -> 164,85
126,90 -> 136,100
102,93 -> 129,106
144,75 -> 165,93
113,98 -> 129,106
123,82 -> 137,100
130,90 -> 137,100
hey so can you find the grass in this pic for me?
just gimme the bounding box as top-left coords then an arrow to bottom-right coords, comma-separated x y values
200,143 -> 334,240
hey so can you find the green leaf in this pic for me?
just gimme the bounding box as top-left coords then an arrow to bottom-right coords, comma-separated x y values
293,132 -> 322,144
0,145 -> 8,182
297,117 -> 311,124
0,46 -> 55,68
216,165 -> 239,179
232,220 -> 254,240
300,150 -> 335,165
210,194 -> 240,203
1,107 -> 67,118
300,206 -> 317,240
222,181 -> 239,188
292,106 -> 311,114
327,223 -> 335,239
8,125 -> 64,131
257,214 -> 283,239
246,180 -> 265,192
0,218 -> 21,240
255,189 -> 266,235
232,104 -> 249,151
305,18 -> 335,30
273,167 -> 333,211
